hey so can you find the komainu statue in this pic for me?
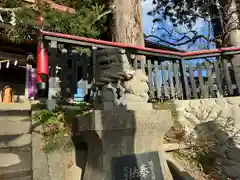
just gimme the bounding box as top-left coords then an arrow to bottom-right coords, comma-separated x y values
94,48 -> 149,105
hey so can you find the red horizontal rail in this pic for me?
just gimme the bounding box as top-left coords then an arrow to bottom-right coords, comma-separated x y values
41,30 -> 240,58
45,0 -> 75,14
183,47 -> 240,57
41,31 -> 182,56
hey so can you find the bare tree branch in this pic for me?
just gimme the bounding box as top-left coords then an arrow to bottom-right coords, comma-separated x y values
144,33 -> 215,46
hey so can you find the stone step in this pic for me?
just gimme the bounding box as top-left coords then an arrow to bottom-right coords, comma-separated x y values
0,149 -> 32,179
0,134 -> 31,148
0,169 -> 32,180
0,103 -> 31,121
0,110 -> 31,121
2,175 -> 32,180
0,103 -> 31,110
0,144 -> 31,153
0,103 -> 32,180
1,176 -> 32,180
0,120 -> 31,135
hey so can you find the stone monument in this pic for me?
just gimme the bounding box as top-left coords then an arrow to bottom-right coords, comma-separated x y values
77,48 -> 173,180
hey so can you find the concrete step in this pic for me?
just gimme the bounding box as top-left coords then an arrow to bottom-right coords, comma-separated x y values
0,134 -> 31,148
1,175 -> 32,180
0,103 -> 31,121
0,169 -> 32,180
0,103 -> 31,110
0,110 -> 31,121
0,148 -> 32,179
0,103 -> 32,180
0,120 -> 31,135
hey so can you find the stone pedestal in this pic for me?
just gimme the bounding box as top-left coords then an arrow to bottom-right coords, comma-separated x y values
77,104 -> 173,180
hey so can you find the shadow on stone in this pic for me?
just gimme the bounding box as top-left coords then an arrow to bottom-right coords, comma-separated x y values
71,48 -> 173,180
167,160 -> 194,180
74,106 -> 137,180
194,120 -> 240,178
71,136 -> 88,180
0,134 -> 31,148
74,105 -> 173,180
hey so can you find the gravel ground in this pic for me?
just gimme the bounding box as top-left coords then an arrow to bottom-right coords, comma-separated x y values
167,152 -> 214,180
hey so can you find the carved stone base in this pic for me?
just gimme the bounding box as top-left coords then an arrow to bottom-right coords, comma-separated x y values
77,106 -> 173,180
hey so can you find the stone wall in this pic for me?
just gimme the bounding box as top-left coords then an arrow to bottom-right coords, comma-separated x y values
174,97 -> 240,135
173,97 -> 240,179
32,107 -> 84,180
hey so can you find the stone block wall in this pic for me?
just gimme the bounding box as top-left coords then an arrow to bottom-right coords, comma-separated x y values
173,97 -> 240,135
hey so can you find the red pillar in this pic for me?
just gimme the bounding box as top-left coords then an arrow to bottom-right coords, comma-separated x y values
36,42 -> 49,97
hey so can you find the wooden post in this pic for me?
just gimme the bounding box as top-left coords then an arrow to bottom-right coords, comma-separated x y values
70,49 -> 78,94
25,64 -> 31,101
179,59 -> 189,99
47,40 -> 58,110
59,48 -> 68,99
48,40 -> 58,100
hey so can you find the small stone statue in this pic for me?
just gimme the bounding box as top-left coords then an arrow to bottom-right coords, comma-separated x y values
123,69 -> 149,103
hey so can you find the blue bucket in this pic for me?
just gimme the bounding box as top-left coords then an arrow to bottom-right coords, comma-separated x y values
74,88 -> 85,102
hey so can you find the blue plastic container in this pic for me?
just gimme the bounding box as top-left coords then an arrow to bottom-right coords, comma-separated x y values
74,87 -> 85,102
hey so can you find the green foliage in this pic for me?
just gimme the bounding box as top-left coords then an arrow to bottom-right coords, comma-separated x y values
143,0 -> 231,48
145,0 -> 210,29
1,0 -> 109,43
43,135 -> 74,153
42,3 -> 107,37
33,102 -> 92,153
0,0 -> 22,8
3,7 -> 38,42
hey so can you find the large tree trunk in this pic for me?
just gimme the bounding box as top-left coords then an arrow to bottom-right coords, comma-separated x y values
224,0 -> 240,94
108,0 -> 146,63
210,0 -> 240,94
224,0 -> 240,46
108,0 -> 144,46
209,4 -> 223,48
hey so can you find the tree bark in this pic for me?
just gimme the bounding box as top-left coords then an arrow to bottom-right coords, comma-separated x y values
108,0 -> 145,62
210,0 -> 240,94
224,0 -> 240,46
224,0 -> 240,94
209,4 -> 223,48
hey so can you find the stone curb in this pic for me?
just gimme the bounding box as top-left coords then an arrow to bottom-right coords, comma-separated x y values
32,110 -> 51,180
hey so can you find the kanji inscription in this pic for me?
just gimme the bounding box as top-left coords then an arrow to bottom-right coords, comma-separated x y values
112,151 -> 163,180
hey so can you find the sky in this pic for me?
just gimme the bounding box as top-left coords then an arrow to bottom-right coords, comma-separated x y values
141,0 -> 211,78
141,0 -> 216,52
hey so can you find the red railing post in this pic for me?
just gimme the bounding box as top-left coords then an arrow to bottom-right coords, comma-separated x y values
36,40 -> 49,98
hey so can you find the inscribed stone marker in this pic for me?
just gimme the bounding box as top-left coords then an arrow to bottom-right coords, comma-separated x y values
112,151 -> 163,180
